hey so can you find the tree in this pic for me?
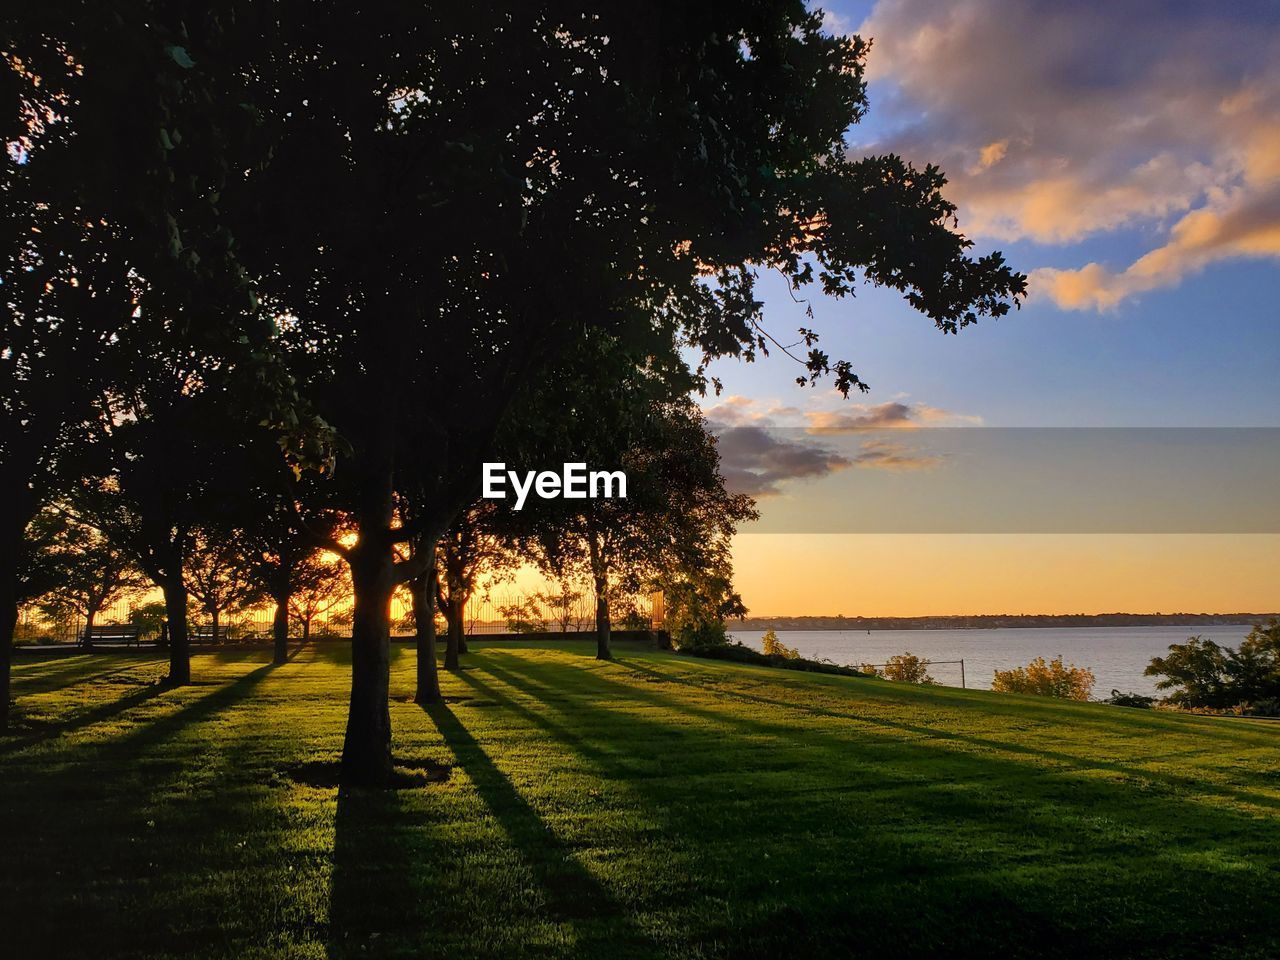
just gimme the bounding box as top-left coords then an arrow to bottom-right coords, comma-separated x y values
185,528 -> 261,645
148,4 -> 1026,782
287,552 -> 351,643
508,328 -> 755,660
2,4 -> 289,726
228,460 -> 350,664
408,536 -> 442,704
35,513 -> 147,649
1145,621 -> 1280,710
761,629 -> 800,660
992,656 -> 1095,700
74,381 -> 230,684
527,403 -> 757,661
435,504 -> 519,671
662,556 -> 749,652
863,654 -> 935,685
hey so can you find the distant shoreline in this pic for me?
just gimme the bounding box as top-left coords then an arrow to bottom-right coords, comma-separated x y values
732,613 -> 1278,632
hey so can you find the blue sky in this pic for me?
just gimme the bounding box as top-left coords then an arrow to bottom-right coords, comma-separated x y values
701,0 -> 1279,614
704,0 -> 1280,429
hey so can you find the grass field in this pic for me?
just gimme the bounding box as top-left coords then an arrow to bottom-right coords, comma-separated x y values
2,640 -> 1279,959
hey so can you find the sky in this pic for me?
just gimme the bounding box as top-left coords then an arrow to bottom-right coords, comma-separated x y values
702,0 -> 1280,616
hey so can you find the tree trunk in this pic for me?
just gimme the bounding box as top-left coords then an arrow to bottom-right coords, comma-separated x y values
163,577 -> 191,685
0,561 -> 15,733
211,606 -> 220,646
82,604 -> 99,652
272,594 -> 289,665
341,543 -> 395,785
302,615 -> 311,642
594,579 -> 612,661
444,595 -> 465,671
413,552 -> 441,705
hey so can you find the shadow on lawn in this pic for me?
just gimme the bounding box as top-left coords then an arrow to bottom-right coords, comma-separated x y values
0,681 -> 170,757
463,649 -> 1280,959
325,697 -> 661,958
0,654 -> 290,959
609,657 -> 1280,814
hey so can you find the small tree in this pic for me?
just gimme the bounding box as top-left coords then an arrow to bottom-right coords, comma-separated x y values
35,513 -> 147,649
128,601 -> 168,643
992,656 -> 1095,700
185,529 -> 262,644
761,629 -> 800,660
435,504 -> 519,671
538,585 -> 588,635
287,552 -> 351,643
500,598 -> 545,634
863,653 -> 935,684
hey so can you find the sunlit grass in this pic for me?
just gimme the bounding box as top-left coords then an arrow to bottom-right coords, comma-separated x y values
3,640 -> 1279,959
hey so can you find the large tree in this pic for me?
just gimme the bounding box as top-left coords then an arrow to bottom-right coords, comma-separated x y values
531,404 -> 756,661
32,4 -> 1024,780
2,6 -> 302,724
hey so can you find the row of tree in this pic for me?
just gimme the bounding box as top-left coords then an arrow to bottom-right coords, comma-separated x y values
3,3 -> 1025,782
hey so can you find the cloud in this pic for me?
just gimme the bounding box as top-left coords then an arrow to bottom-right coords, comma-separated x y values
704,396 -> 965,494
701,395 -> 804,427
712,423 -> 851,497
1031,185 -> 1280,309
850,438 -> 945,471
805,401 -> 982,433
858,0 -> 1280,308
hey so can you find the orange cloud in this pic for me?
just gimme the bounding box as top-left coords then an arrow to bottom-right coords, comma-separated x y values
1032,185 -> 1280,309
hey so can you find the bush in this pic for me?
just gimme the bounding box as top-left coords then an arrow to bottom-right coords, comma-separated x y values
861,653 -> 934,685
992,656 -> 1095,700
760,629 -> 799,659
1104,689 -> 1155,709
673,619 -> 730,651
681,641 -> 868,679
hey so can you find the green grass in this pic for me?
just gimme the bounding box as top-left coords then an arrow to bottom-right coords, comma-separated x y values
3,640 -> 1279,959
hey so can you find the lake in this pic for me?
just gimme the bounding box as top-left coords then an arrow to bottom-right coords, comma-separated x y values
727,624 -> 1262,697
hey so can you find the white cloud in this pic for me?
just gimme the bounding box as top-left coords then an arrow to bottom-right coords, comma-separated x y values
859,0 -> 1280,308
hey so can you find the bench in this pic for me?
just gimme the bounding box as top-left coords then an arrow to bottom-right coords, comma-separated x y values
80,624 -> 142,647
190,627 -> 232,643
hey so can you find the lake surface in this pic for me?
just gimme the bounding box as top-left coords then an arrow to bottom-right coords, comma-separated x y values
727,625 -> 1262,697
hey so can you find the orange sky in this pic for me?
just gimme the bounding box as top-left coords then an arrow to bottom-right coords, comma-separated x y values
729,534 -> 1280,617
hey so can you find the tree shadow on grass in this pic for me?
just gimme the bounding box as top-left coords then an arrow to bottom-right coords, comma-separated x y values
466,651 -> 1280,960
608,657 -> 1280,814
417,700 -> 659,956
0,655 -> 292,959
326,697 -> 662,958
0,681 -> 170,757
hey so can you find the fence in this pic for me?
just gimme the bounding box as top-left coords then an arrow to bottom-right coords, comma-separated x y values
14,588 -> 662,646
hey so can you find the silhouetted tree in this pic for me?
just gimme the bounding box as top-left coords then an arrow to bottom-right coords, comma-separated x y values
1,6 -> 293,725
434,505 -> 519,671
42,4 -> 1025,781
35,513 -> 147,649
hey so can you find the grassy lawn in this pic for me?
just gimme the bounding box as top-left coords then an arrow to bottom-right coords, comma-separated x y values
2,640 -> 1279,959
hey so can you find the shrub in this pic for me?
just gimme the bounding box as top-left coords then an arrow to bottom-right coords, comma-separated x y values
683,641 -> 867,678
760,629 -> 799,659
861,653 -> 935,685
1104,689 -> 1155,709
992,656 -> 1094,700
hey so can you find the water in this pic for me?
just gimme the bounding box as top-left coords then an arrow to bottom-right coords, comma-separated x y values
727,624 -> 1262,698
